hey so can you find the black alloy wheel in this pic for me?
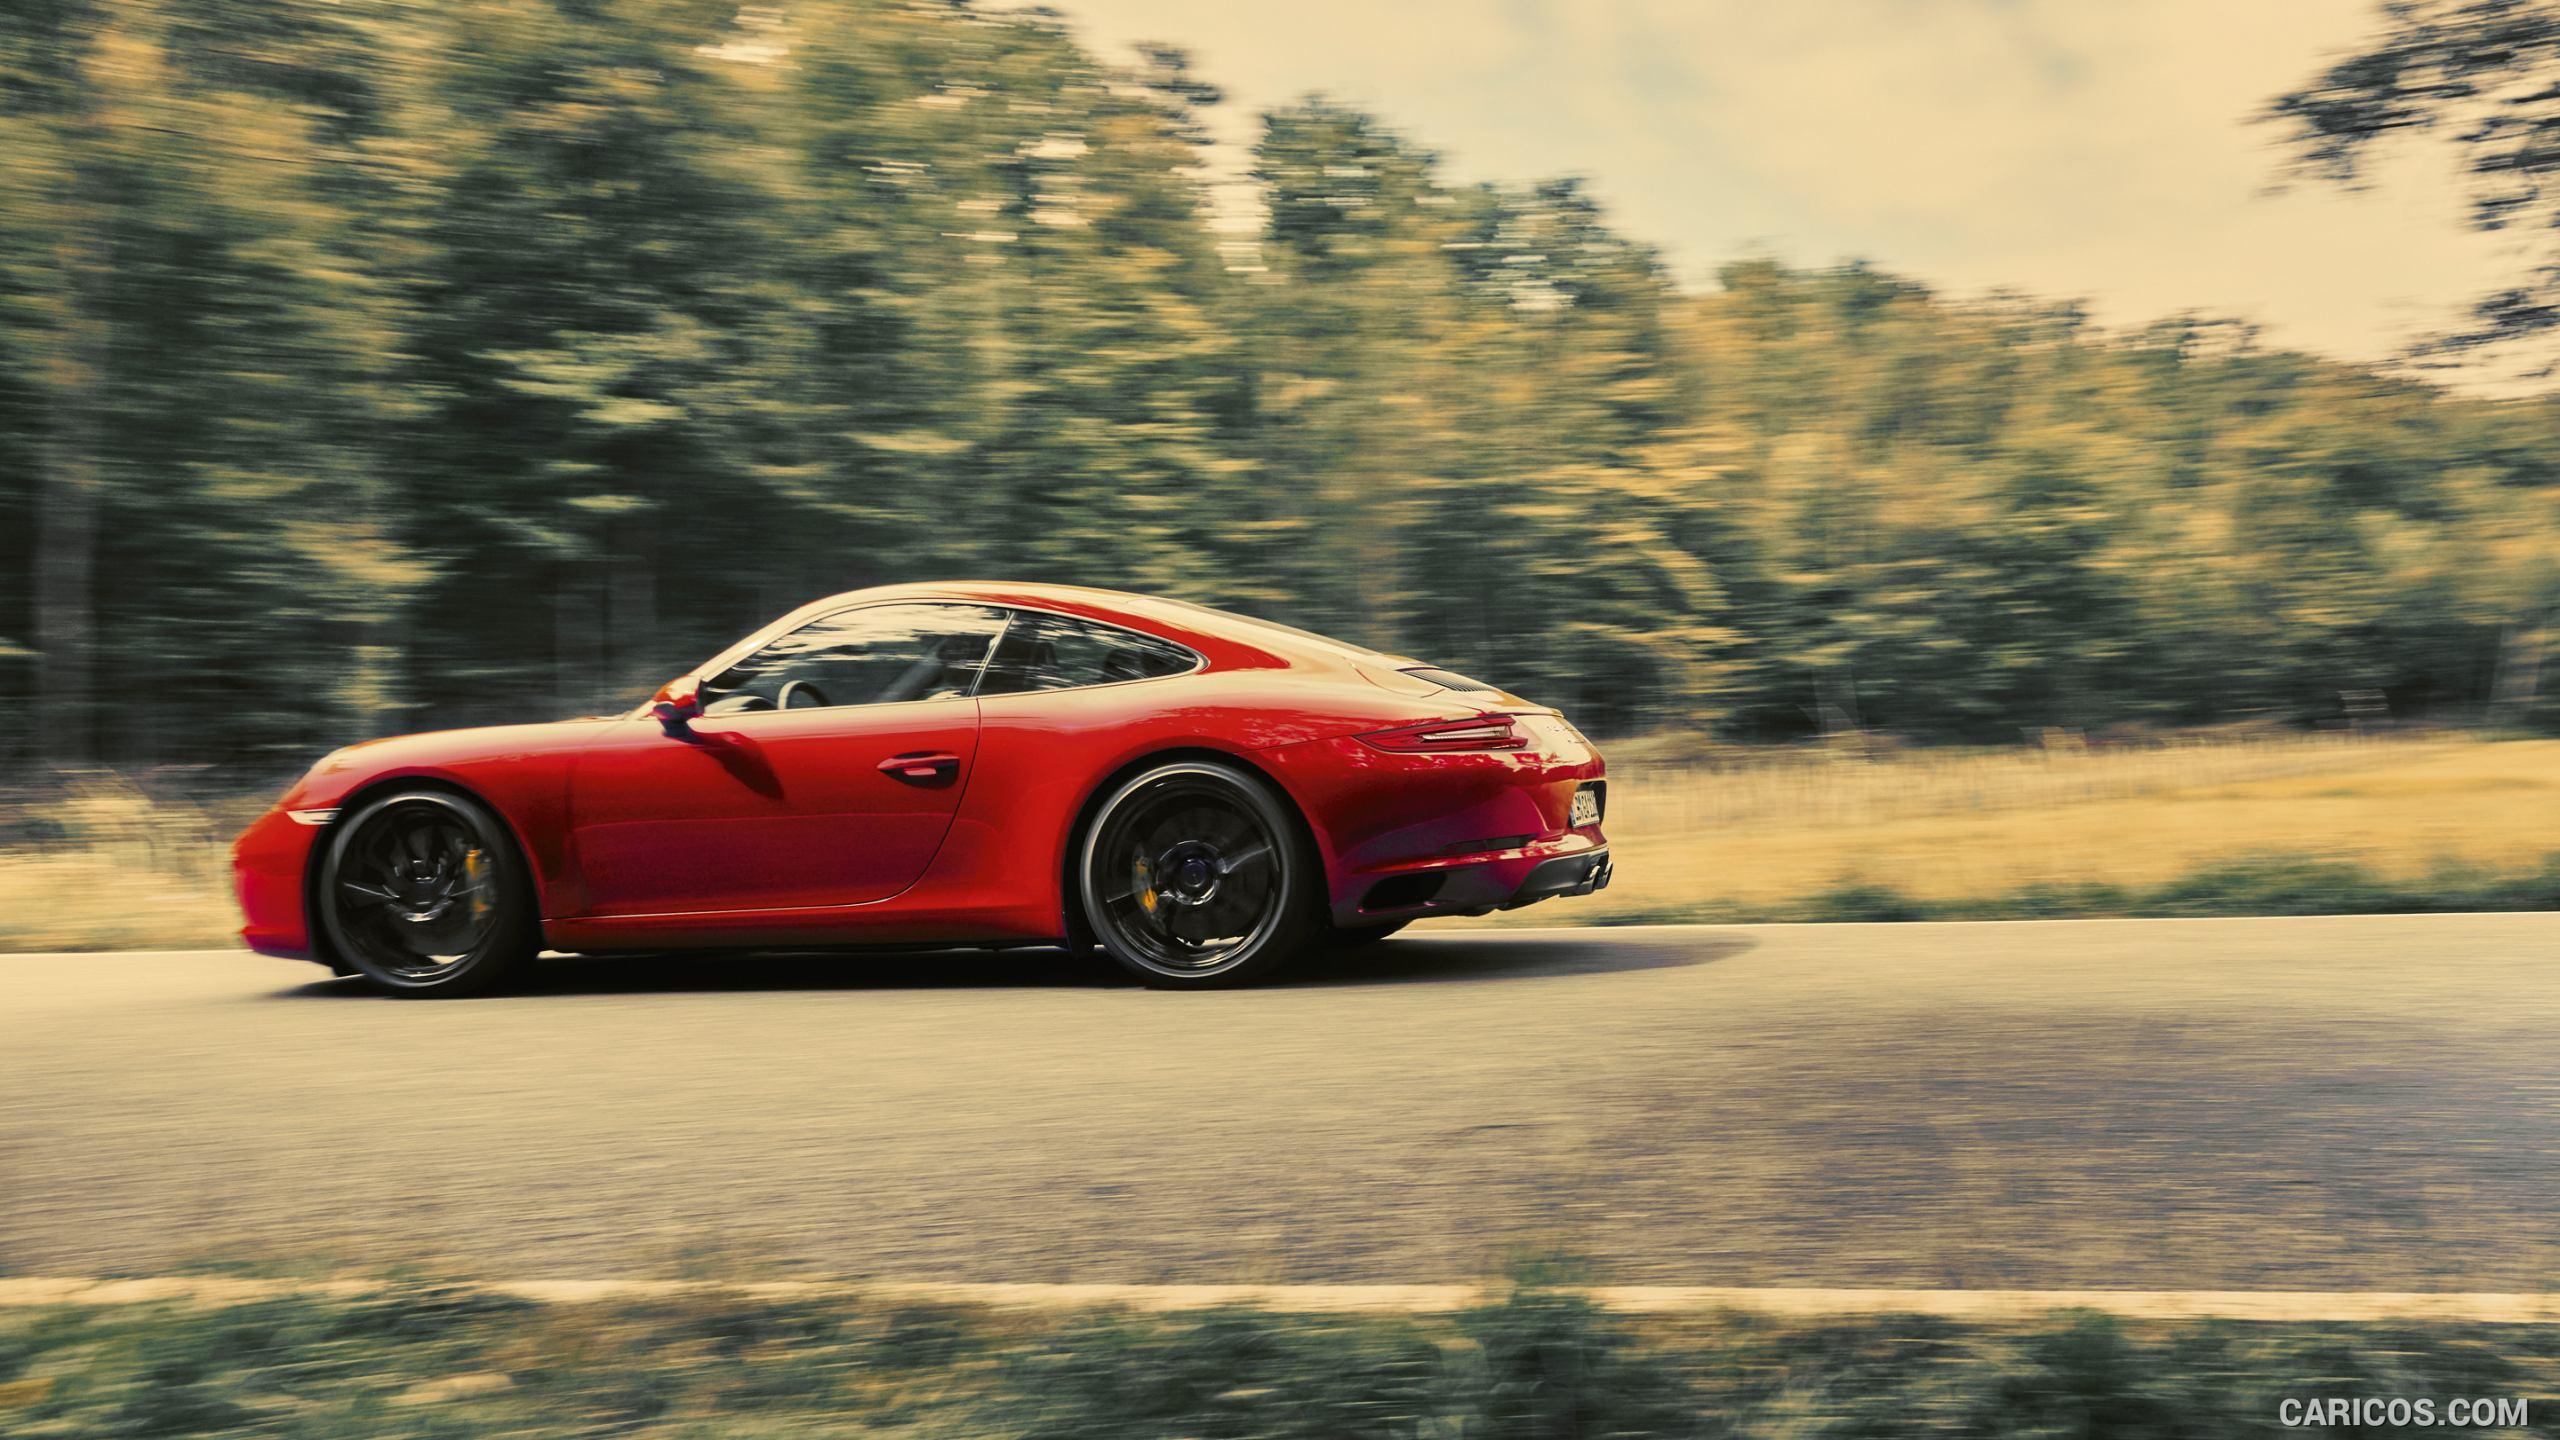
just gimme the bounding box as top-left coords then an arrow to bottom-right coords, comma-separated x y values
317,790 -> 536,997
1078,760 -> 1317,988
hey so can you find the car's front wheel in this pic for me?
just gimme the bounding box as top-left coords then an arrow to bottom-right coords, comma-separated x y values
1077,760 -> 1317,988
316,789 -> 538,998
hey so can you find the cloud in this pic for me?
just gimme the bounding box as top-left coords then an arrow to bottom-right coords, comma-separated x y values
1046,0 -> 2531,372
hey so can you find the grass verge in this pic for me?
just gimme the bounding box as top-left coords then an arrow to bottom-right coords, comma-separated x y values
1,1279 -> 2554,1437
1591,850 -> 2560,925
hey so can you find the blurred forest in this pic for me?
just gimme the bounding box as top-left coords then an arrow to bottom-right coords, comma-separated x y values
3,0 -> 2558,770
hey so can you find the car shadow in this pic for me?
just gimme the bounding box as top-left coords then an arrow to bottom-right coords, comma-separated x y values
275,928 -> 1747,999
1282,930 -> 1749,988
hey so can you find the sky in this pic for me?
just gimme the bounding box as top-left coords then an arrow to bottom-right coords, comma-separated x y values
1044,0 -> 2528,376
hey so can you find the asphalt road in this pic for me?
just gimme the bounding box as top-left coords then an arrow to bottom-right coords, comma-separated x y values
4,915 -> 2556,1290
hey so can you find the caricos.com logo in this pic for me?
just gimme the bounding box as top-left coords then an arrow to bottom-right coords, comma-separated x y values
2280,1397 -> 2528,1429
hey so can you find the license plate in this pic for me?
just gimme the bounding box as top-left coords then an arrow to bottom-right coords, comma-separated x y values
1570,787 -> 1602,828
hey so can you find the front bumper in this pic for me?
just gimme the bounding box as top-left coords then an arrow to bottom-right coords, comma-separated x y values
232,805 -> 321,960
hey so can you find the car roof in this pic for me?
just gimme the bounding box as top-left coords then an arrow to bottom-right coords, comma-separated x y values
786,581 -> 1400,669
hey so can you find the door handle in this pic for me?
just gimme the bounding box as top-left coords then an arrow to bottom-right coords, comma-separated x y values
877,751 -> 962,785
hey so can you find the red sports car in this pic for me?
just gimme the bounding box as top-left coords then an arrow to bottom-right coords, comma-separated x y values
233,583 -> 1611,995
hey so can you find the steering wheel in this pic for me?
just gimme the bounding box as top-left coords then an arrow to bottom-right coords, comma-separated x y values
775,679 -> 830,711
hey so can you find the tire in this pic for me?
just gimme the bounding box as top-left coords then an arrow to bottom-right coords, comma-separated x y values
1325,918 -> 1411,948
316,789 -> 538,998
1076,760 -> 1319,988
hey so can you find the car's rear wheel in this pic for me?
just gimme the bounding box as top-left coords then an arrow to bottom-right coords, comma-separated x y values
1078,760 -> 1316,988
317,790 -> 537,998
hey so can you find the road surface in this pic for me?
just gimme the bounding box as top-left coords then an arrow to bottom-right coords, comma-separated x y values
4,915 -> 2556,1289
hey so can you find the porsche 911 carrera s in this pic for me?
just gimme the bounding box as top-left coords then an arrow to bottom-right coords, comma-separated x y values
234,583 -> 1611,994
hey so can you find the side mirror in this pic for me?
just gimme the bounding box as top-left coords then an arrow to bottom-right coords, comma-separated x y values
650,675 -> 704,734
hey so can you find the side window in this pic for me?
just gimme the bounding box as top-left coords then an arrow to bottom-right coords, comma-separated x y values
702,603 -> 1007,713
976,611 -> 1199,696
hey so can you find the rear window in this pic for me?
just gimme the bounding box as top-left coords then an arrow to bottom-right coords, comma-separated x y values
976,611 -> 1200,695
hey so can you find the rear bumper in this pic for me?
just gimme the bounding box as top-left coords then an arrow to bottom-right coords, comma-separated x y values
232,806 -> 319,960
1511,847 -> 1615,905
1332,834 -> 1611,925
1258,725 -> 1611,928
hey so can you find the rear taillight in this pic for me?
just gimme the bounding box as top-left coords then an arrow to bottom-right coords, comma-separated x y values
1356,714 -> 1526,753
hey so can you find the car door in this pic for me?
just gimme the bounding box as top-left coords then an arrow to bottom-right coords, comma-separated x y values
568,602 -> 1010,917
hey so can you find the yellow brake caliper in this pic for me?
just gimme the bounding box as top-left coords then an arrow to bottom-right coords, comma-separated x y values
464,848 -> 490,922
1133,856 -> 1158,914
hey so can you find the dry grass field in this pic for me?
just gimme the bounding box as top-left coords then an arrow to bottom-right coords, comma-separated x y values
0,732 -> 2555,952
0,775 -> 254,953
1477,731 -> 2560,926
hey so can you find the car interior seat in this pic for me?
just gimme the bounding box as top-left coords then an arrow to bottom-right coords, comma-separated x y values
880,632 -> 1004,703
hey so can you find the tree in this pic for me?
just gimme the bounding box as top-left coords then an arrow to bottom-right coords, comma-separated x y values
399,0 -> 788,720
2270,0 -> 2560,354
1,0 -> 423,766
0,0 -> 2551,764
